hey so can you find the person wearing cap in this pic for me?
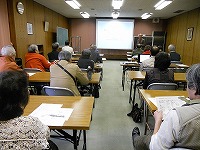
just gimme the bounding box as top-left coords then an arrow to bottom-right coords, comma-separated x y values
168,44 -> 181,61
0,45 -> 22,72
77,49 -> 94,70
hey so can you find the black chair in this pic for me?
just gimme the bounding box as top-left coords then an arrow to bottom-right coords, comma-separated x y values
15,58 -> 23,69
147,83 -> 178,90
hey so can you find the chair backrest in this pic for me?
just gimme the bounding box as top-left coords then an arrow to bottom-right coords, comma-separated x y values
172,68 -> 187,73
15,58 -> 23,68
23,68 -> 42,73
147,83 -> 178,90
171,61 -> 182,64
42,86 -> 75,96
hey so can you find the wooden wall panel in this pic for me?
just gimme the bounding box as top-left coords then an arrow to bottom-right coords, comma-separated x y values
166,8 -> 200,66
0,0 -> 11,49
193,10 -> 200,64
7,0 -> 68,67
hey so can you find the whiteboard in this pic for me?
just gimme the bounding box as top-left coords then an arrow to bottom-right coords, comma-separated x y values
96,19 -> 134,49
57,27 -> 68,47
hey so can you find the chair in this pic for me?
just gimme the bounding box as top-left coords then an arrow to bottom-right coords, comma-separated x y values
144,82 -> 178,135
42,86 -> 81,146
15,58 -> 23,69
147,83 -> 178,90
42,86 -> 75,96
23,68 -> 42,73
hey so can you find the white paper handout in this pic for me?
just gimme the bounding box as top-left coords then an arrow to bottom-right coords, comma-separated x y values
148,96 -> 186,119
29,103 -> 73,126
28,73 -> 36,76
156,96 -> 186,119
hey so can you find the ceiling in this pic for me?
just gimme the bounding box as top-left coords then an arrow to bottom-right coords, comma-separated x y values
33,0 -> 200,19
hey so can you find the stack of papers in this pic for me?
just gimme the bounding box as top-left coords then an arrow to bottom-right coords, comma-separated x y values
28,73 -> 36,76
29,103 -> 73,126
149,96 -> 187,119
123,61 -> 138,64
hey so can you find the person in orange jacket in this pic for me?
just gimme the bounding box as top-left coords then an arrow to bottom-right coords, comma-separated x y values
25,44 -> 52,72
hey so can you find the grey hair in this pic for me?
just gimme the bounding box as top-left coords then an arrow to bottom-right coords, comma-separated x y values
58,50 -> 72,61
1,45 -> 16,57
28,44 -> 38,53
186,63 -> 200,95
168,44 -> 175,52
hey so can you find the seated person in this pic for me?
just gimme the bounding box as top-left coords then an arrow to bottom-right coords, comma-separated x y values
50,50 -> 89,96
62,40 -> 74,54
25,44 -> 52,72
48,42 -> 59,62
0,70 -> 52,149
132,44 -> 143,58
143,52 -> 174,89
132,63 -> 200,150
90,44 -> 102,63
0,45 -> 22,71
140,46 -> 160,71
168,44 -> 181,61
77,49 -> 94,70
142,45 -> 151,54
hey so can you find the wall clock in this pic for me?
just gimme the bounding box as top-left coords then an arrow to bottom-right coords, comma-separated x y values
17,2 -> 24,15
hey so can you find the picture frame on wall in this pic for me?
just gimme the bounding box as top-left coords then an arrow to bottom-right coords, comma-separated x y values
27,23 -> 33,35
186,27 -> 194,41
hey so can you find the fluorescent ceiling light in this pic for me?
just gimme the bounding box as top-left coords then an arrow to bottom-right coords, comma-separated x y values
141,13 -> 153,19
112,11 -> 120,19
112,0 -> 124,9
80,12 -> 90,18
154,0 -> 173,10
65,0 -> 81,9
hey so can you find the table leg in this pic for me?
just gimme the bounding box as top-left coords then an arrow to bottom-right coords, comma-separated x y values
122,66 -> 125,91
82,130 -> 87,150
132,80 -> 137,105
73,130 -> 78,150
129,80 -> 133,103
144,102 -> 148,135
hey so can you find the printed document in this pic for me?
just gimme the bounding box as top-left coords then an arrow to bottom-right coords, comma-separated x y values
29,103 -> 73,126
149,96 -> 187,119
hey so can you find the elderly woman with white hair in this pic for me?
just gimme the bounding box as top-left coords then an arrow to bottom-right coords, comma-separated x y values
25,44 -> 52,72
0,45 -> 22,71
168,44 -> 181,62
50,50 -> 89,96
132,63 -> 200,150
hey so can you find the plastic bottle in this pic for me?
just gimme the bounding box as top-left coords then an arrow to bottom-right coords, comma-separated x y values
87,66 -> 92,80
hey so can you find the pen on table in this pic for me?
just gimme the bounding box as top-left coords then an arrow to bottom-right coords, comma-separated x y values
49,114 -> 64,117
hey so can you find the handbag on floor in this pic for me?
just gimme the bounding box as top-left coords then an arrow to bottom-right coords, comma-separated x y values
128,103 -> 142,123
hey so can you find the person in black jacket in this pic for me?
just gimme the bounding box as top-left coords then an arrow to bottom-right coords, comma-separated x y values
143,52 -> 174,89
47,42 -> 59,62
168,44 -> 181,62
89,44 -> 102,63
77,49 -> 94,70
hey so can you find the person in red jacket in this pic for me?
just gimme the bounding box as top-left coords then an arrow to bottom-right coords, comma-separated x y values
0,45 -> 22,72
25,44 -> 51,72
142,45 -> 151,54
